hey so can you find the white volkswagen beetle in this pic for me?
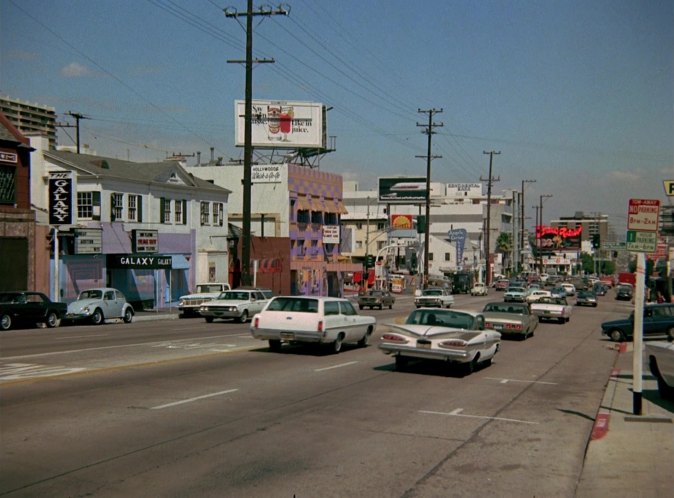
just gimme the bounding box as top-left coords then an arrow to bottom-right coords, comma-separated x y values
66,288 -> 134,325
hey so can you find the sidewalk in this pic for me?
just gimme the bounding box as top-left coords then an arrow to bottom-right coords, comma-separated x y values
133,307 -> 180,322
576,342 -> 674,497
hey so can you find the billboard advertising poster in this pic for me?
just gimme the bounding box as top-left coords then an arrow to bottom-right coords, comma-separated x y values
535,226 -> 582,253
235,100 -> 326,149
448,229 -> 467,265
378,177 -> 428,203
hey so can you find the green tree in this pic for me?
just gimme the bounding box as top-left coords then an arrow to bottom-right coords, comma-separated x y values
496,232 -> 512,274
580,252 -> 594,274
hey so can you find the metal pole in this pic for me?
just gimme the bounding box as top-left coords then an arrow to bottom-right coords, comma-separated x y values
53,226 -> 59,302
633,252 -> 645,414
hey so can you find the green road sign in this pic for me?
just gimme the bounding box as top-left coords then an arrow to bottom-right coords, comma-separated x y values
626,230 -> 657,253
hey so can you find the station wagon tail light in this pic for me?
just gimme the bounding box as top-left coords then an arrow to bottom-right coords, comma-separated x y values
317,320 -> 324,333
485,322 -> 494,329
382,333 -> 408,343
439,339 -> 467,349
253,317 -> 259,328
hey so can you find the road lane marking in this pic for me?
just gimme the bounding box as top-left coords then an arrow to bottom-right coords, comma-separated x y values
57,334 -> 109,339
314,361 -> 359,372
1,335 -> 244,360
486,377 -> 558,385
151,388 -> 239,410
420,409 -> 538,425
0,362 -> 86,381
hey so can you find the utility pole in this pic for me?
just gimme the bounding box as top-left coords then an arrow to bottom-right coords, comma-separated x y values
225,1 -> 289,286
481,151 -> 500,286
520,179 -> 536,272
538,194 -> 553,273
416,108 -> 443,289
63,111 -> 89,154
365,196 -> 371,290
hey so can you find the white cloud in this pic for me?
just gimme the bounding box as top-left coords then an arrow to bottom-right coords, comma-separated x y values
608,170 -> 641,182
61,62 -> 94,78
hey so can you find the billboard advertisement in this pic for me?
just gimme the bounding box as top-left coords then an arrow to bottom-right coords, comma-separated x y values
378,177 -> 428,203
48,171 -> 73,225
535,226 -> 582,253
235,100 -> 326,149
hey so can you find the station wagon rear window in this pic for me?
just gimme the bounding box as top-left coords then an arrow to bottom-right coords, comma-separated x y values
267,297 -> 319,313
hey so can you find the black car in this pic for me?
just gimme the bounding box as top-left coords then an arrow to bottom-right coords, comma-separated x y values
576,290 -> 598,307
615,285 -> 633,301
601,303 -> 674,342
0,291 -> 68,331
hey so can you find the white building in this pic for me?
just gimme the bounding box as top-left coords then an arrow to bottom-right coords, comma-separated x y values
29,137 -> 231,308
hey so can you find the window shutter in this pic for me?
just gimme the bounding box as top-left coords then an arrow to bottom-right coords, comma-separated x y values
92,192 -> 101,220
182,200 -> 187,225
160,198 -> 166,224
137,195 -> 143,222
110,193 -> 116,222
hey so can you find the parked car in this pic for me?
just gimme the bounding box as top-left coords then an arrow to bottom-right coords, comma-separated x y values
414,287 -> 454,308
0,291 -> 67,331
530,296 -> 573,324
65,288 -> 134,325
250,296 -> 376,353
504,286 -> 527,303
550,286 -> 567,299
178,282 -> 232,317
199,288 -> 270,323
576,290 -> 598,307
358,290 -> 395,310
470,282 -> 489,296
615,284 -> 633,301
379,308 -> 500,375
482,301 -> 538,339
601,303 -> 674,342
645,339 -> 674,400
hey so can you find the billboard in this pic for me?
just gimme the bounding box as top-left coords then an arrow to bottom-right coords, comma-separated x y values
235,100 -> 326,149
48,171 -> 73,225
378,177 -> 428,203
535,226 -> 582,253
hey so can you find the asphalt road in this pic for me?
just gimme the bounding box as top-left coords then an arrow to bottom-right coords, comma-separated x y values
0,293 -> 632,497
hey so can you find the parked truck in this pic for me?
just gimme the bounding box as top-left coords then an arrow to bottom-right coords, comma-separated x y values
452,271 -> 475,294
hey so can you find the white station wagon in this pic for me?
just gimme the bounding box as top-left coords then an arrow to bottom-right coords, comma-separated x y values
250,296 -> 376,353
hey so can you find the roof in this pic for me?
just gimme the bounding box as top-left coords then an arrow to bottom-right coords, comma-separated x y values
44,150 -> 231,194
0,111 -> 29,145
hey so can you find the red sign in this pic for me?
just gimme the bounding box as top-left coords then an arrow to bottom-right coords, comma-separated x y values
390,214 -> 413,230
628,199 -> 660,232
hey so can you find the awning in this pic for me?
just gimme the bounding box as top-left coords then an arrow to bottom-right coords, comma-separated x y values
296,197 -> 310,211
337,202 -> 348,214
311,198 -> 324,212
323,200 -> 348,214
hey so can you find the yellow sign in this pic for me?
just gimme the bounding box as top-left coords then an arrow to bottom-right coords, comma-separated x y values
664,180 -> 674,196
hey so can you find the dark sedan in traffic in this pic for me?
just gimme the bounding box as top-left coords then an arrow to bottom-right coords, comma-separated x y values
601,303 -> 674,342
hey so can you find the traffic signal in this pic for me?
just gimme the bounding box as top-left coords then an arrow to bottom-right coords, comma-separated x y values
416,215 -> 426,234
365,254 -> 374,268
591,234 -> 600,249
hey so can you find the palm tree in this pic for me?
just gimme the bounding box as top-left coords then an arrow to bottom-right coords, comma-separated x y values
496,232 -> 512,275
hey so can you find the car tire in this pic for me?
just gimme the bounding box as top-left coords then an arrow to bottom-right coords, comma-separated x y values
359,305 -> 363,310
330,334 -> 344,354
269,339 -> 282,352
379,304 -> 383,310
461,356 -> 478,376
123,308 -> 133,323
205,317 -> 214,323
649,355 -> 674,400
667,327 -> 674,341
609,329 -> 624,342
1,314 -> 12,331
91,309 -> 104,325
45,311 -> 59,328
389,303 -> 393,310
238,310 -> 249,324
357,327 -> 373,347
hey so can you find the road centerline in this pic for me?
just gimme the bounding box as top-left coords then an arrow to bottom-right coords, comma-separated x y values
151,388 -> 239,410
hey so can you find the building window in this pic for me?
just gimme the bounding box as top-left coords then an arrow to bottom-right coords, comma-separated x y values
77,192 -> 94,219
111,193 -> 123,221
356,222 -> 363,230
128,195 -> 141,222
0,165 -> 16,204
200,201 -> 210,226
429,253 -> 434,261
356,240 -> 363,249
162,198 -> 172,223
213,202 -> 224,226
445,252 -> 451,261
175,200 -> 185,225
377,222 -> 385,230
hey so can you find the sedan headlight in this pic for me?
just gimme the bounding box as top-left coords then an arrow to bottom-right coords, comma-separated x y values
82,306 -> 90,314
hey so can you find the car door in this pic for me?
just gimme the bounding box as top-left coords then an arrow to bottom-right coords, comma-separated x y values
340,300 -> 366,341
250,291 -> 266,314
644,306 -> 674,337
104,290 -> 122,318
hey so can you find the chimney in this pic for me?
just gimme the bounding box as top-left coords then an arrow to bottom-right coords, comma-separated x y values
210,147 -> 215,164
197,151 -> 201,166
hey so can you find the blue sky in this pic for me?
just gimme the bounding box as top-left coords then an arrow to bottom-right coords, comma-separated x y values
1,0 -> 672,231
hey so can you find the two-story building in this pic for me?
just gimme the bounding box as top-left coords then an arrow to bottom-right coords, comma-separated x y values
30,138 -> 232,309
186,161 -> 360,296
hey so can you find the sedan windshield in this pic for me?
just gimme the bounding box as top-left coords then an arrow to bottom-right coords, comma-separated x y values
79,290 -> 103,299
